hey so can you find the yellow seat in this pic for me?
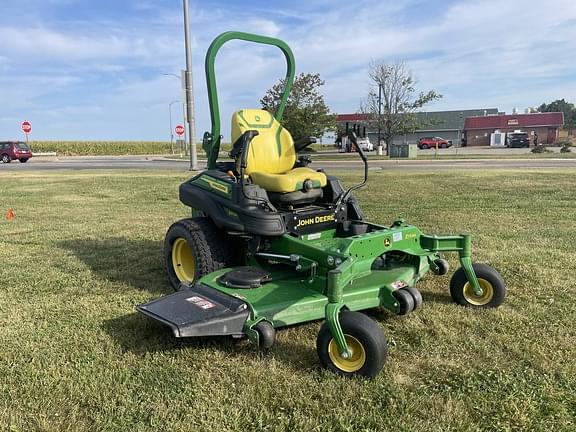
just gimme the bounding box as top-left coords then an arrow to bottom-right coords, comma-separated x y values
231,109 -> 327,193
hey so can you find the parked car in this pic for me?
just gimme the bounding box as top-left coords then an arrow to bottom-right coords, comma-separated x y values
356,137 -> 374,152
505,132 -> 530,148
0,141 -> 33,163
417,136 -> 452,149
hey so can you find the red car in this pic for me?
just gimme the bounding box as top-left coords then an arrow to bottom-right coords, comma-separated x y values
0,141 -> 33,163
417,137 -> 452,149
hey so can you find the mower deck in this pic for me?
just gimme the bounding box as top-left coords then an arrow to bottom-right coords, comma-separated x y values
137,261 -> 421,341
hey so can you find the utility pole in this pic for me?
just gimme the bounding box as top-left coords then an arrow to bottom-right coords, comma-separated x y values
168,100 -> 179,154
163,73 -> 187,155
377,83 -> 382,142
183,0 -> 198,170
377,83 -> 384,155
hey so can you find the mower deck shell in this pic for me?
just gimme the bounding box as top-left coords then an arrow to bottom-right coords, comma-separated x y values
137,283 -> 250,338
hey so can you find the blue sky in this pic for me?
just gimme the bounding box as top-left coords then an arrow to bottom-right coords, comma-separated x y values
1,0 -> 575,141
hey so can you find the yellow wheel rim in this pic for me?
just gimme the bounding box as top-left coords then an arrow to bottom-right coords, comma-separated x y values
328,335 -> 366,373
463,278 -> 494,306
172,238 -> 196,282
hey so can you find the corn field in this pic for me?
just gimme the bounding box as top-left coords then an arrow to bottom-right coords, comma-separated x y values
29,141 -> 175,156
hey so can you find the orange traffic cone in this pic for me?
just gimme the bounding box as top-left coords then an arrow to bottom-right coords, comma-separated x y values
5,208 -> 15,220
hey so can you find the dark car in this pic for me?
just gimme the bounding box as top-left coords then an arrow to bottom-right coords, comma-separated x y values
505,132 -> 530,148
417,136 -> 453,149
0,141 -> 33,163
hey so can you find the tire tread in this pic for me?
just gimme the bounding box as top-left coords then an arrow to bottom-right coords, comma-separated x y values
164,217 -> 240,290
449,263 -> 506,308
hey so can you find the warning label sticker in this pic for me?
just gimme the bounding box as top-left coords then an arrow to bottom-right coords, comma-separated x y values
391,280 -> 407,289
186,295 -> 215,309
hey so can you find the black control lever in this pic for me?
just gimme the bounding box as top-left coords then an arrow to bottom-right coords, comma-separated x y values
335,131 -> 369,210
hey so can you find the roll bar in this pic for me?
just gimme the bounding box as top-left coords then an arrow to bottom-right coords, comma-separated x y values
203,31 -> 296,169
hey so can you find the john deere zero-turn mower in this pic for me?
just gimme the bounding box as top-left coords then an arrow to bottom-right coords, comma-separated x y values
137,31 -> 506,378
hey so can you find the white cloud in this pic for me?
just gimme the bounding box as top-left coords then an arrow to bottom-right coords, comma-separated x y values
1,0 -> 575,140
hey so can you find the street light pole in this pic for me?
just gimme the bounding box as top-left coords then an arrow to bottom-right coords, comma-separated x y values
183,0 -> 198,170
163,73 -> 187,155
169,100 -> 179,154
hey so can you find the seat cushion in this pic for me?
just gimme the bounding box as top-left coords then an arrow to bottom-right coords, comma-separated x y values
250,167 -> 327,193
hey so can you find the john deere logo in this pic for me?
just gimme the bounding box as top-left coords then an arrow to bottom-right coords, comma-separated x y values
384,238 -> 391,247
255,115 -> 261,122
295,213 -> 335,228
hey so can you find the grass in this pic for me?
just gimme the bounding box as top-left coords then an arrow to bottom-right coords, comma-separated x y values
1,169 -> 576,431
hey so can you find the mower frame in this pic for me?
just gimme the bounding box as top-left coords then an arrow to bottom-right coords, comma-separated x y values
137,30 -> 506,378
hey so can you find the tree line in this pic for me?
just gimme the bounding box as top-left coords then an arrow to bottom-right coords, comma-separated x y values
260,66 -> 575,148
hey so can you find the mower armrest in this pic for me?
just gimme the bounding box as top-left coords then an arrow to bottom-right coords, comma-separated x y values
229,134 -> 244,159
294,136 -> 317,152
229,130 -> 259,164
240,130 -> 259,169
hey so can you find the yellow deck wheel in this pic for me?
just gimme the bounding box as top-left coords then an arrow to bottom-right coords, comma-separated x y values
317,311 -> 388,378
450,263 -> 506,309
463,278 -> 494,306
172,238 -> 196,282
328,335 -> 366,373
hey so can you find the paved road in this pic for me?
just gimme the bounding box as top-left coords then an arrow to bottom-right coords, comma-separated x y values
1,155 -> 576,172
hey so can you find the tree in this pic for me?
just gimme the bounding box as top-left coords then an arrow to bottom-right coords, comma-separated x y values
261,72 -> 336,141
361,61 -> 442,153
538,99 -> 576,134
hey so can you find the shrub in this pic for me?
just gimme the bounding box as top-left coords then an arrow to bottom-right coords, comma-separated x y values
531,144 -> 552,154
554,139 -> 572,147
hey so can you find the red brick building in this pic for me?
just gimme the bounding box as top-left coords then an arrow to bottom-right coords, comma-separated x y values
463,112 -> 564,146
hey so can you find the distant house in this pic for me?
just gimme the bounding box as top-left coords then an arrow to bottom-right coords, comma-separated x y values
464,112 -> 565,146
336,108 -> 498,145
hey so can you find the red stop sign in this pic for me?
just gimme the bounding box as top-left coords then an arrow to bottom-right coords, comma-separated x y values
175,124 -> 185,136
22,120 -> 32,134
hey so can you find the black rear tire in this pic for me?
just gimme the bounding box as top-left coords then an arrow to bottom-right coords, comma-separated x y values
1,154 -> 11,163
164,218 -> 240,290
421,144 -> 429,149
450,263 -> 506,308
316,311 -> 387,378
19,158 -> 29,163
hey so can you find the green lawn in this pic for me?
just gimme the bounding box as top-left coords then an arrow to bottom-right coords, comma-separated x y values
164,150 -> 576,161
1,169 -> 575,431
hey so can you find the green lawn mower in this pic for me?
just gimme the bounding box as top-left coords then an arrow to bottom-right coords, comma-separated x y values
137,31 -> 506,378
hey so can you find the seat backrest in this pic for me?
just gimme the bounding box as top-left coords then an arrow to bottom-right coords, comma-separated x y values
231,109 -> 295,175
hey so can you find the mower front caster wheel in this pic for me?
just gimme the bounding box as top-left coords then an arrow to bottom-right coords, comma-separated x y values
450,263 -> 506,308
316,311 -> 387,378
